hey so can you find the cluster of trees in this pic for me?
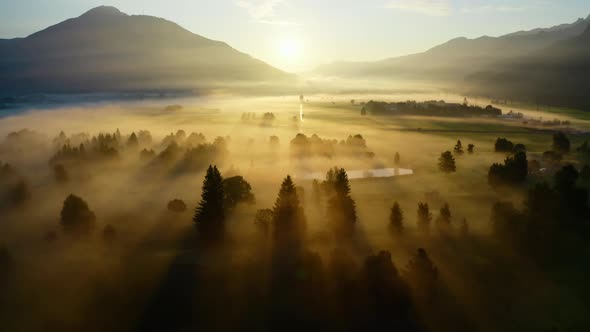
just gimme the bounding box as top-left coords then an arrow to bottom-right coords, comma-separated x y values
290,133 -> 375,159
389,199 -> 466,239
0,161 -> 31,209
494,137 -> 526,153
453,140 -> 474,155
488,152 -> 528,187
363,100 -> 502,117
491,163 -> 588,256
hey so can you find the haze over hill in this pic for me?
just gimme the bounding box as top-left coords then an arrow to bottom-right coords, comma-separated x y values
316,15 -> 590,109
0,6 -> 293,95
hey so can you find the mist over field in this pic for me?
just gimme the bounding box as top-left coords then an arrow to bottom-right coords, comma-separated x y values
2,3 -> 590,332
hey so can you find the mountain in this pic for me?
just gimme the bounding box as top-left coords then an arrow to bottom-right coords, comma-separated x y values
315,15 -> 590,81
467,20 -> 590,109
0,6 -> 292,95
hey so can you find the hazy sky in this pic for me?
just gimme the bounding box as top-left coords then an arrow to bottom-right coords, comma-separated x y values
1,0 -> 590,72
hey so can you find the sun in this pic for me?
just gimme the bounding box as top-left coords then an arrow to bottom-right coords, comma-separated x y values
278,38 -> 301,59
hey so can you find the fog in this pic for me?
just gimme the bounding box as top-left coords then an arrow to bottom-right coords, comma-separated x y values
1,93 -> 589,332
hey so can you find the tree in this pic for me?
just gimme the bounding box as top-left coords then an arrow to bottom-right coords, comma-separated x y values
436,203 -> 452,235
467,144 -> 475,154
127,132 -> 139,149
222,176 -> 255,210
53,164 -> 68,183
361,107 -> 367,116
552,132 -> 570,153
168,199 -> 187,213
417,202 -> 432,235
454,140 -> 464,154
193,165 -> 225,242
60,194 -> 96,235
394,152 -> 401,165
488,152 -> 528,187
438,151 -> 456,173
327,168 -> 357,236
404,248 -> 438,302
272,175 -> 306,247
389,201 -> 404,235
495,138 -> 514,152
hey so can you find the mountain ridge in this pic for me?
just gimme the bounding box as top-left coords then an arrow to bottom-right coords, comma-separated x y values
0,6 -> 293,95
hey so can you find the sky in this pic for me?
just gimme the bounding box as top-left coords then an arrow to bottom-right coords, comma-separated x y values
1,0 -> 590,72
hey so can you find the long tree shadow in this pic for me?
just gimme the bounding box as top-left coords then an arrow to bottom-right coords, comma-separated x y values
133,228 -> 201,332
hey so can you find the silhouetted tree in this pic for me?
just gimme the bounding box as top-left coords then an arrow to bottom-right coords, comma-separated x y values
417,202 -> 432,235
513,143 -> 527,153
438,151 -> 456,173
60,194 -> 96,235
467,144 -> 474,154
222,176 -> 255,210
327,168 -> 357,237
404,248 -> 438,303
488,151 -> 528,187
361,107 -> 367,116
193,165 -> 225,242
168,199 -> 187,213
552,132 -> 570,153
127,132 -> 139,149
454,140 -> 464,154
495,137 -> 514,152
272,175 -> 306,248
394,152 -> 401,165
53,164 -> 68,183
389,201 -> 404,235
363,251 -> 413,328
436,203 -> 452,235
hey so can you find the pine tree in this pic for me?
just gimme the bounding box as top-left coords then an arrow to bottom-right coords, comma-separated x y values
127,132 -> 139,149
389,201 -> 404,235
272,175 -> 306,247
467,144 -> 475,154
454,140 -> 464,154
436,203 -> 452,235
194,165 -> 225,241
417,202 -> 432,235
327,168 -> 357,237
404,248 -> 439,301
438,151 -> 456,173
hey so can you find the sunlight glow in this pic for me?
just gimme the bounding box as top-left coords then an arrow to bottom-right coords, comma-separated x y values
278,38 -> 301,60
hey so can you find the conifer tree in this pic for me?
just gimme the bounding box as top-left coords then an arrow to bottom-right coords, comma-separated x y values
436,203 -> 452,235
417,202 -> 432,235
194,165 -> 225,241
272,175 -> 306,246
389,201 -> 404,235
438,151 -> 456,173
327,168 -> 357,236
454,140 -> 464,154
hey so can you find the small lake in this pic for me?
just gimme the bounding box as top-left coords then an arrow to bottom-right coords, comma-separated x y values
300,168 -> 414,180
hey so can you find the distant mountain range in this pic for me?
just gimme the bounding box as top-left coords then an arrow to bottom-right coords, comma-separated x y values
316,15 -> 590,109
0,6 -> 293,95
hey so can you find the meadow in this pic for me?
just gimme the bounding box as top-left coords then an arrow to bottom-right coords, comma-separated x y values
1,94 -> 589,332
